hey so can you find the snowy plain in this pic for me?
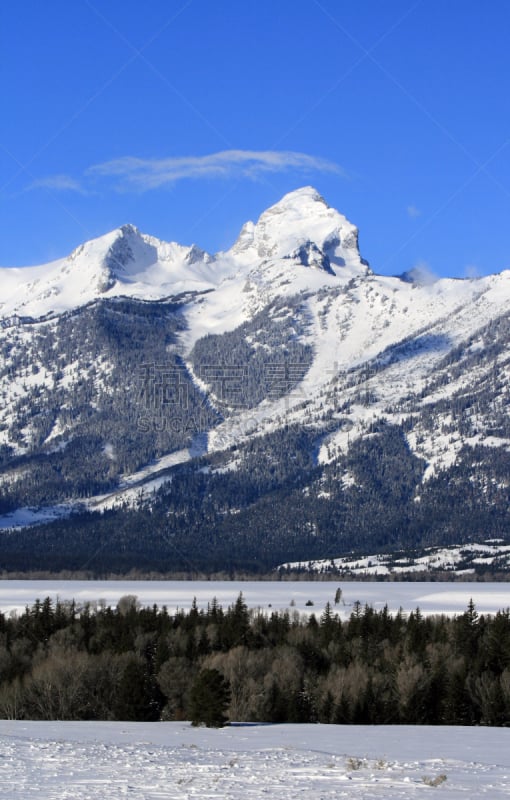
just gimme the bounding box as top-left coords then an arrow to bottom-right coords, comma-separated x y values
0,720 -> 509,799
1,579 -> 509,618
1,581 -> 510,797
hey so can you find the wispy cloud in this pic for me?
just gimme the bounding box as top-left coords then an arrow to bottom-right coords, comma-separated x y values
87,149 -> 344,191
26,150 -> 343,197
407,204 -> 421,218
408,260 -> 438,285
464,264 -> 480,279
28,174 -> 87,194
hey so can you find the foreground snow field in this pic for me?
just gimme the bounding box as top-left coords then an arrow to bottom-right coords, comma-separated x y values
0,721 -> 509,799
0,579 -> 509,618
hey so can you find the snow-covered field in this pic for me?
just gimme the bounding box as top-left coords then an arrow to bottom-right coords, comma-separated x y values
0,720 -> 509,799
0,579 -> 509,618
282,541 -> 510,576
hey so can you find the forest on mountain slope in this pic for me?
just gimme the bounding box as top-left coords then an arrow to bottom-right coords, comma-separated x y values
1,421 -> 510,575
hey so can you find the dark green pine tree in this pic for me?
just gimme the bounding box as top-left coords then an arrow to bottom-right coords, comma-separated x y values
188,668 -> 231,727
229,592 -> 251,647
333,693 -> 351,724
113,657 -> 163,721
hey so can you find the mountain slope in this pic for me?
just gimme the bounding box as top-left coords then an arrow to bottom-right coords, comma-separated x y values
1,187 -> 510,573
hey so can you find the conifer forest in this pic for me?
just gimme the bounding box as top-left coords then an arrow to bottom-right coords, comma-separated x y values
1,593 -> 509,727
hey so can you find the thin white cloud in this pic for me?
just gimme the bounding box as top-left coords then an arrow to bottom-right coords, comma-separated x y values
87,149 -> 344,191
407,204 -> 421,218
464,264 -> 480,279
408,260 -> 438,285
29,174 -> 87,194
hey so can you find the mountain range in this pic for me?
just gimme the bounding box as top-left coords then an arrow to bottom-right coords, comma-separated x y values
1,187 -> 509,574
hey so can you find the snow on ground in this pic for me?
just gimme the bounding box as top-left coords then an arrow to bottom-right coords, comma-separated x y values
86,447 -> 195,512
0,721 -> 509,799
0,580 -> 509,618
0,505 -> 74,532
283,541 -> 510,577
0,441 -> 209,526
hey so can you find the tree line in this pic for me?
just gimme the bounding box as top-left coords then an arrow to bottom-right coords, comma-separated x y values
0,593 -> 509,726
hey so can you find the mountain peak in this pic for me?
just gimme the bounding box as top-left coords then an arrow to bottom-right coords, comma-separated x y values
271,185 -> 328,208
0,189 -> 370,319
101,224 -> 157,277
119,223 -> 139,236
230,186 -> 367,274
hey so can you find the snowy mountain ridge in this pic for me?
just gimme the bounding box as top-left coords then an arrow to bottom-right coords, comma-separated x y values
0,187 -> 366,320
1,187 -> 510,572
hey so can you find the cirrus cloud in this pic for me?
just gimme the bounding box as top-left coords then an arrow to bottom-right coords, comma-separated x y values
86,149 -> 344,191
28,174 -> 88,194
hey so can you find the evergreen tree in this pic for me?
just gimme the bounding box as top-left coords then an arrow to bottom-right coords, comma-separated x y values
113,656 -> 163,721
189,668 -> 231,727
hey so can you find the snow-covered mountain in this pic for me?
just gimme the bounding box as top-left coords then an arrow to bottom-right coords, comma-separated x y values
0,187 -> 364,320
1,187 -> 510,573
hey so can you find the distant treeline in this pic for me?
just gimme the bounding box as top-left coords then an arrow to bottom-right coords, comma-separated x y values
0,594 -> 509,726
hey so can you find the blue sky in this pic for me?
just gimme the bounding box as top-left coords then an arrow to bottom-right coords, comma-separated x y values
2,0 -> 510,278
